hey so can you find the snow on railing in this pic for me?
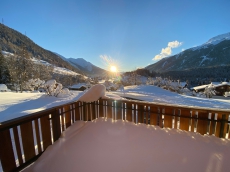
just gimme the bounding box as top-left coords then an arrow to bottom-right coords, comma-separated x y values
0,98 -> 229,172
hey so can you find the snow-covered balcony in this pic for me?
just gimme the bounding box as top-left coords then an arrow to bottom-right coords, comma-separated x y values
1,96 -> 230,171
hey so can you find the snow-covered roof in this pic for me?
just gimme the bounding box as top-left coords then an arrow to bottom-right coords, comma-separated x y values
69,83 -> 87,89
0,84 -> 7,91
193,82 -> 230,91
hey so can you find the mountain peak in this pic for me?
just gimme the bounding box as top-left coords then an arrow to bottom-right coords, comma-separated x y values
205,32 -> 230,45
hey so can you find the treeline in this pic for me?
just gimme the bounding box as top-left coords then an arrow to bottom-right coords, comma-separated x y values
124,68 -> 157,77
160,66 -> 230,86
124,66 -> 230,87
0,47 -> 86,91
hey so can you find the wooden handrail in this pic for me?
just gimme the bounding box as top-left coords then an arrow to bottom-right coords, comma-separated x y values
0,98 -> 229,172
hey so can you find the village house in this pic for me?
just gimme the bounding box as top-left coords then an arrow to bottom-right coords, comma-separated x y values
192,82 -> 230,96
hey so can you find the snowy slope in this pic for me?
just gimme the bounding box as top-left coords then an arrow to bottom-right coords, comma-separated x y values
54,52 -> 107,76
2,51 -> 82,76
68,58 -> 93,71
146,32 -> 230,73
205,32 -> 230,45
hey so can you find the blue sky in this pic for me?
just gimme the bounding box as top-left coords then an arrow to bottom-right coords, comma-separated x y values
1,0 -> 230,72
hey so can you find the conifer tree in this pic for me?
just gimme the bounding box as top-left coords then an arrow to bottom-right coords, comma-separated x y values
0,49 -> 10,84
16,45 -> 34,92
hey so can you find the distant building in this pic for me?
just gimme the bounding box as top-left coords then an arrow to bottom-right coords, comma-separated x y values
192,82 -> 230,96
69,83 -> 88,91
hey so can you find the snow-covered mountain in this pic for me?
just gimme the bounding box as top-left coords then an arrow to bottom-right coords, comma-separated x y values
146,32 -> 230,73
2,51 -> 83,77
54,53 -> 107,77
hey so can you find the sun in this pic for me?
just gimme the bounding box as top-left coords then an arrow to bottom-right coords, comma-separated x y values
110,66 -> 117,72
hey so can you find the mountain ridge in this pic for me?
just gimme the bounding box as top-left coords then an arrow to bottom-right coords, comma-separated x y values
146,32 -> 230,73
0,23 -> 107,77
54,53 -> 108,77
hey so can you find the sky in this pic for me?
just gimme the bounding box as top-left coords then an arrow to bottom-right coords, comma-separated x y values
1,0 -> 230,72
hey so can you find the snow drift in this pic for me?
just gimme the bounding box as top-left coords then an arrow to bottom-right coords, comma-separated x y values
23,118 -> 230,172
78,84 -> 106,102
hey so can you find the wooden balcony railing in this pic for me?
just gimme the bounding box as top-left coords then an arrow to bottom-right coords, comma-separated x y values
0,98 -> 229,172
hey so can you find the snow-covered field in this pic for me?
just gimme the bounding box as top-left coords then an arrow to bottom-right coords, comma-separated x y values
115,85 -> 230,109
0,85 -> 230,172
0,91 -> 84,122
0,85 -> 229,123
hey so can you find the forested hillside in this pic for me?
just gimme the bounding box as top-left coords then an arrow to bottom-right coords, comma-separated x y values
0,23 -> 83,74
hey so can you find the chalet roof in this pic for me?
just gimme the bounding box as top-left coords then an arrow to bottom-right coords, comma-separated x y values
192,82 -> 230,91
69,83 -> 87,89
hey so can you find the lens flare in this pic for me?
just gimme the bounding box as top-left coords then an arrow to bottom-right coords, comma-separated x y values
110,66 -> 117,72
100,55 -> 122,81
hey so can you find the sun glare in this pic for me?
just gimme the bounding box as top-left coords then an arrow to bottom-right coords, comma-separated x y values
110,66 -> 117,72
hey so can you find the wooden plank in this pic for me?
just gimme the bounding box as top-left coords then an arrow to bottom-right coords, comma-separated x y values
82,102 -> 87,121
59,108 -> 65,132
34,119 -> 42,153
40,115 -> 52,151
210,113 -> 217,136
218,114 -> 228,138
146,106 -> 150,125
164,108 -> 173,128
158,108 -> 163,128
93,101 -> 98,119
134,104 -> 138,124
122,102 -> 126,121
144,106 -> 147,124
64,105 -> 71,128
222,114 -> 228,138
75,102 -> 80,120
107,99 -> 113,119
126,102 -> 132,122
20,121 -> 35,161
71,104 -> 74,123
191,111 -> 198,132
13,126 -> 23,165
52,110 -> 61,142
197,111 -> 209,135
91,102 -> 96,120
116,101 -> 122,120
138,104 -> 144,124
88,103 -> 92,121
214,113 -> 221,137
99,99 -> 104,117
0,129 -> 17,172
179,109 -> 191,131
150,105 -> 158,126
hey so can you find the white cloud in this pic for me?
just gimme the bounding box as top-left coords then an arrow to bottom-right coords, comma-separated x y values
161,47 -> 172,56
153,40 -> 183,61
168,41 -> 182,48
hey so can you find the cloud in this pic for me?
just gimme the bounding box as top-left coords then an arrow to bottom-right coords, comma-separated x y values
153,40 -> 183,61
168,41 -> 182,48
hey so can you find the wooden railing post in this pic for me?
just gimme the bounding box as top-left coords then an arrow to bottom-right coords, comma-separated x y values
52,108 -> 61,142
138,104 -> 144,124
0,129 -> 16,172
99,99 -> 104,117
83,102 -> 88,121
219,114 -> 226,138
126,102 -> 132,122
92,102 -> 96,120
116,101 -> 122,120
